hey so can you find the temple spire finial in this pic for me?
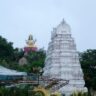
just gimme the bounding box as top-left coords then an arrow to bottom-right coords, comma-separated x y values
61,18 -> 66,24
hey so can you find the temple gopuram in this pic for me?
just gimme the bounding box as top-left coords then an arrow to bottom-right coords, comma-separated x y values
43,19 -> 87,95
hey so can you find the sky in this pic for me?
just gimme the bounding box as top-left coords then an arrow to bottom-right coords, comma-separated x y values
0,0 -> 96,51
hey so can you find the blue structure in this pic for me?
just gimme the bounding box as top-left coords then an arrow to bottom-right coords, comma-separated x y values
0,66 -> 26,81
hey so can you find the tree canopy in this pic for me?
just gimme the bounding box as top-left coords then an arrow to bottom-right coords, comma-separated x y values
79,49 -> 96,90
0,35 -> 46,73
0,36 -> 14,61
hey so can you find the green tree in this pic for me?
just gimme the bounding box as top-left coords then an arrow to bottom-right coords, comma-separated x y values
0,36 -> 14,62
16,49 -> 46,73
13,48 -> 24,62
0,35 -> 46,74
79,49 -> 96,94
25,49 -> 46,72
27,49 -> 46,66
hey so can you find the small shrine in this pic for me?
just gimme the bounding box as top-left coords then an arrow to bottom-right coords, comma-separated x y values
24,34 -> 37,53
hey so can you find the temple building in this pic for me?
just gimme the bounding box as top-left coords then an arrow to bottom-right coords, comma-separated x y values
24,34 -> 37,53
43,19 -> 87,95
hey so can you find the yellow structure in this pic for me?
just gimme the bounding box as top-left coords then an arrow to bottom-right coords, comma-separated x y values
33,86 -> 62,96
26,34 -> 36,47
33,86 -> 50,96
51,92 -> 62,96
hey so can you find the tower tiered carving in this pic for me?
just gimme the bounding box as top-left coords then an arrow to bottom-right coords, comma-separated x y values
43,19 -> 87,95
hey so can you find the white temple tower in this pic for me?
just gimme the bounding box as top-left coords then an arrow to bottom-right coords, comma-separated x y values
43,19 -> 87,95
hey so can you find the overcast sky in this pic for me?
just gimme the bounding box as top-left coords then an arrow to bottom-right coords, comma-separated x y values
0,0 -> 96,51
